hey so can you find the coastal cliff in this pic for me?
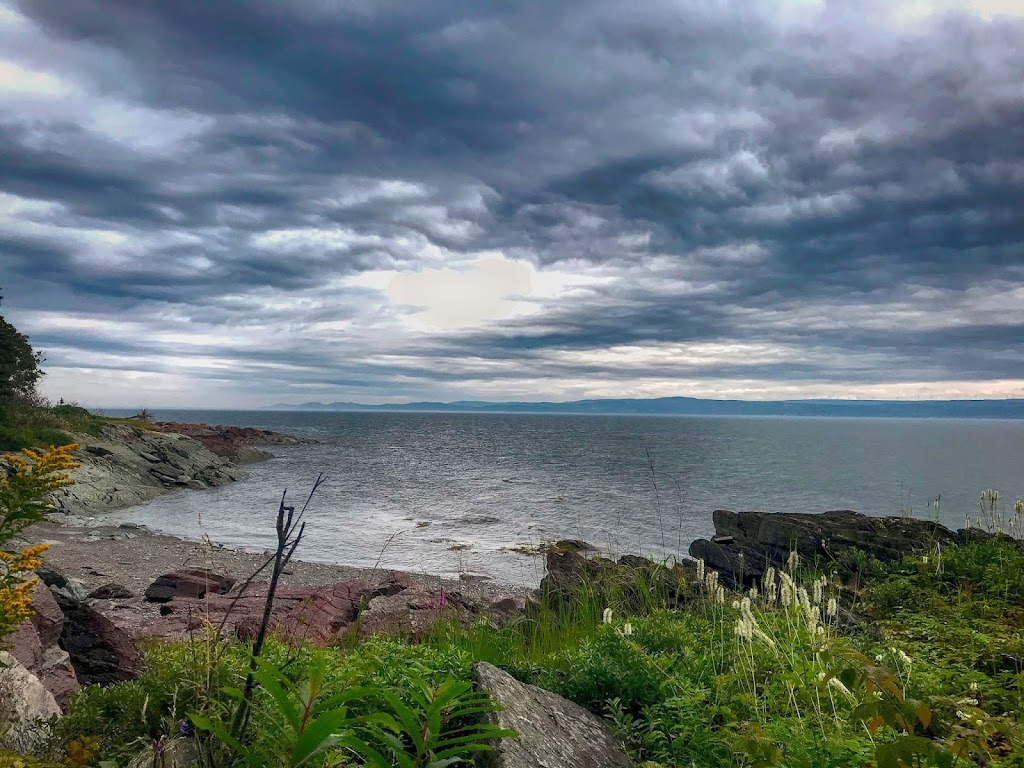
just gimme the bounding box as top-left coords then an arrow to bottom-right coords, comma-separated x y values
44,423 -> 309,519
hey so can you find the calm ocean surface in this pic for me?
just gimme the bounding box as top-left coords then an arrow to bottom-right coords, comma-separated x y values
113,411 -> 1024,586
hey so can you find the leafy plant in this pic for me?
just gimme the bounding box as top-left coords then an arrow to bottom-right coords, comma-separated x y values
344,676 -> 513,768
0,443 -> 78,641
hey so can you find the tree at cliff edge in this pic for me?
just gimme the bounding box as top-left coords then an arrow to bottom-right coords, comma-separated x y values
0,292 -> 43,403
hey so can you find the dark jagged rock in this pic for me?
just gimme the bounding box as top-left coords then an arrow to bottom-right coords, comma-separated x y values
144,569 -> 236,603
689,509 -> 963,588
55,593 -> 142,685
472,662 -> 633,768
541,547 -> 693,612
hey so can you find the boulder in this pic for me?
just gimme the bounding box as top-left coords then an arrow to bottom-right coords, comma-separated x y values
472,662 -> 633,768
55,594 -> 142,685
688,509 -> 963,588
89,582 -> 134,600
126,738 -> 198,768
486,595 -> 530,629
142,579 -> 373,646
0,651 -> 61,752
357,583 -> 454,641
540,549 -> 692,612
8,581 -> 80,709
145,569 -> 235,603
38,646 -> 80,709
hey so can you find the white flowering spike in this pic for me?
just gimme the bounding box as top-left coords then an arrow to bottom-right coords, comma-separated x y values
826,597 -> 838,618
602,608 -> 613,624
787,550 -> 799,572
731,599 -> 741,610
827,677 -> 858,705
752,626 -> 777,649
696,558 -> 705,582
622,622 -> 633,637
812,578 -> 823,605
715,585 -> 726,604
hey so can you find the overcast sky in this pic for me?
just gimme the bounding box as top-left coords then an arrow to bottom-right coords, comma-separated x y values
1,0 -> 1023,408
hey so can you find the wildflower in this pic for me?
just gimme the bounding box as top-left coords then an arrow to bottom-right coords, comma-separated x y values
1015,499 -> 1023,515
178,720 -> 190,736
696,558 -> 705,583
826,597 -> 838,618
602,608 -> 613,624
734,618 -> 752,641
812,578 -> 823,605
957,698 -> 979,707
748,585 -> 758,602
956,710 -> 970,721
438,588 -> 447,610
779,571 -> 796,607
752,626 -> 777,649
787,550 -> 799,572
715,585 -> 725,605
827,677 -> 858,705
894,648 -> 912,667
816,671 -> 827,682
622,622 -> 633,637
970,682 -> 979,691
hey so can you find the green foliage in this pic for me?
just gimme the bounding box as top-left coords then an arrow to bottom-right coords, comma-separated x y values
0,297 -> 43,403
52,636 -> 503,767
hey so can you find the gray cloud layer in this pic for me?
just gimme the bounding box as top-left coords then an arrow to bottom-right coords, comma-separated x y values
1,0 -> 1023,406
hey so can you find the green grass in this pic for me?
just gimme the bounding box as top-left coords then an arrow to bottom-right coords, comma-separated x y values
0,400 -> 154,451
26,537 -> 1024,766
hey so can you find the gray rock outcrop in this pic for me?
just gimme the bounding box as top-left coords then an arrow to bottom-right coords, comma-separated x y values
46,424 -> 244,518
472,662 -> 633,768
126,738 -> 199,768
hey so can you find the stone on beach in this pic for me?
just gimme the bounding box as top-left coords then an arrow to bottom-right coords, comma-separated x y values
144,568 -> 236,603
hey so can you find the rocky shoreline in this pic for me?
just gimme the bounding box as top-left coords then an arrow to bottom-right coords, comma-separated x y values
44,422 -> 310,521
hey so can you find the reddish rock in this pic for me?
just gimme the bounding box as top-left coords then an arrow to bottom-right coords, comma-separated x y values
370,570 -> 418,598
141,579 -> 373,646
8,581 -> 81,709
8,618 -> 43,672
357,583 -> 453,641
149,422 -> 311,462
39,647 -> 80,709
144,569 -> 235,603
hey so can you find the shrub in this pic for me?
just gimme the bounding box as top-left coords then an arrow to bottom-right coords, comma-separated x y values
0,443 -> 78,641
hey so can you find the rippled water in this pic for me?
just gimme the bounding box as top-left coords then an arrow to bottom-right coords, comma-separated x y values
115,411 -> 1024,585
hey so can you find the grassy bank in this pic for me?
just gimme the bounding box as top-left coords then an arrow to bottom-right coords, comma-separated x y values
0,401 -> 152,451
8,536 -> 1021,767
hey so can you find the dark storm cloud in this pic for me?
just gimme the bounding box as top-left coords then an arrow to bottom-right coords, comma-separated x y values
2,0 -> 1023,404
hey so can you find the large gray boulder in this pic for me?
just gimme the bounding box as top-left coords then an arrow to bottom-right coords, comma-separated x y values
0,651 -> 61,752
472,662 -> 633,768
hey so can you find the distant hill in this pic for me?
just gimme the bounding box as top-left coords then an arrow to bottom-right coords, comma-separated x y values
265,396 -> 1024,419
